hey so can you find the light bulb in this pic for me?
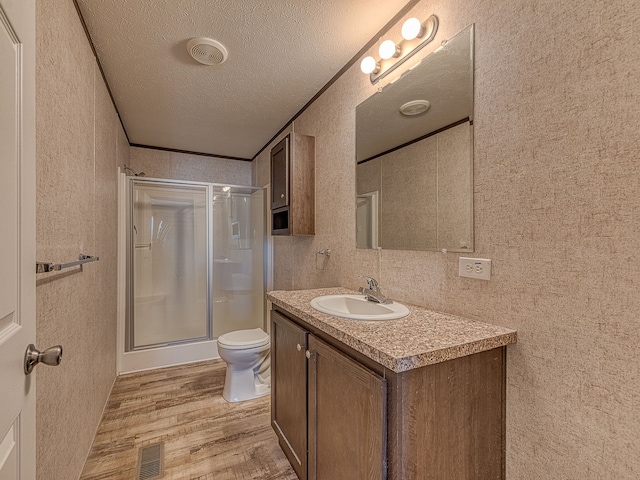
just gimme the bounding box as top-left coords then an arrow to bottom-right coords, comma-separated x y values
360,56 -> 379,74
402,17 -> 424,40
379,40 -> 400,60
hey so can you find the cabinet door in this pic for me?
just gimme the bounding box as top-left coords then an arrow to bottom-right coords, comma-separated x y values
308,335 -> 387,480
271,311 -> 308,479
271,136 -> 289,209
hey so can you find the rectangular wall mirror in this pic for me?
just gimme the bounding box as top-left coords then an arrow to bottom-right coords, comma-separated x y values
356,24 -> 474,252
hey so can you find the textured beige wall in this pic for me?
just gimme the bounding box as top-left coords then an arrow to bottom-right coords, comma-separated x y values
117,119 -> 130,169
258,0 -> 640,477
129,147 -> 252,185
356,122 -> 472,251
35,1 -> 124,479
379,136 -> 438,250
436,122 -> 472,250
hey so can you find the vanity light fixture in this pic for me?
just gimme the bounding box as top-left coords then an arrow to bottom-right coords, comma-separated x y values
401,17 -> 424,41
363,15 -> 439,84
379,39 -> 401,59
360,56 -> 380,74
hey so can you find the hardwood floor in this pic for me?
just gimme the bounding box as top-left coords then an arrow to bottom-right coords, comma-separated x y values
79,359 -> 297,480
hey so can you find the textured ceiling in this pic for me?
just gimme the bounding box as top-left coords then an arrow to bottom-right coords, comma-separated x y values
75,0 -> 411,159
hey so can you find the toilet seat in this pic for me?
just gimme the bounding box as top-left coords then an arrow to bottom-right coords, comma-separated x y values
218,328 -> 269,350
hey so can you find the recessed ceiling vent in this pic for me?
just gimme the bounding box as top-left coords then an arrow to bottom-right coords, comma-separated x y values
400,99 -> 430,116
187,37 -> 228,65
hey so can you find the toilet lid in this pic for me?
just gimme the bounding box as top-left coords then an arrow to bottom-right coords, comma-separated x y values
218,328 -> 269,349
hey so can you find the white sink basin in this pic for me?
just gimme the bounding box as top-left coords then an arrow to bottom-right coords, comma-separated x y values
310,294 -> 410,321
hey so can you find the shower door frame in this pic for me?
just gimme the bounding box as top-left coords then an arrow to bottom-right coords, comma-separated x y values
126,178 -> 213,352
119,175 -> 267,373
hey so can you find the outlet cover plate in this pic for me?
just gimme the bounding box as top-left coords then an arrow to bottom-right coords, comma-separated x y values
459,257 -> 491,280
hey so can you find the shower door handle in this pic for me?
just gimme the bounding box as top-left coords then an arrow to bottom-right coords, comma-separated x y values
24,344 -> 63,374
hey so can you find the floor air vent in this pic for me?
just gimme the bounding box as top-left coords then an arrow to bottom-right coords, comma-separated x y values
136,442 -> 164,480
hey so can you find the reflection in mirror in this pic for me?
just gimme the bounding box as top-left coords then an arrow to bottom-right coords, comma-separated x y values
356,25 -> 474,252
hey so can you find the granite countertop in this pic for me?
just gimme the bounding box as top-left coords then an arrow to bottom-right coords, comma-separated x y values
267,287 -> 517,373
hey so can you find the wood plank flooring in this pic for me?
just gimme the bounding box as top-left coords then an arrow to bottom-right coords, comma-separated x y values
79,360 -> 297,480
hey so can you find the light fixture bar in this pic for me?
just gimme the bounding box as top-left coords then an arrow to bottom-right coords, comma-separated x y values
369,14 -> 439,84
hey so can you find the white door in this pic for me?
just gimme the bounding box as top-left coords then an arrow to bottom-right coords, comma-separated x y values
0,0 -> 36,479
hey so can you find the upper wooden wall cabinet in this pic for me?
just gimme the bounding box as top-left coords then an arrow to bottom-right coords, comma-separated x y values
270,133 -> 315,235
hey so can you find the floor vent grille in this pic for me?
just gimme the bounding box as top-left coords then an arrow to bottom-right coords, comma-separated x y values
136,442 -> 164,480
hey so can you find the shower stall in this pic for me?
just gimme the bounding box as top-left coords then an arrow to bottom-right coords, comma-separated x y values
118,175 -> 266,373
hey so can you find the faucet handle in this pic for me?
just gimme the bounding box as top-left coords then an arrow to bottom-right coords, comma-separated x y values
358,275 -> 379,291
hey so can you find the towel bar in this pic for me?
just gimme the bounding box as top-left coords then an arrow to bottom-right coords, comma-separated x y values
36,254 -> 99,274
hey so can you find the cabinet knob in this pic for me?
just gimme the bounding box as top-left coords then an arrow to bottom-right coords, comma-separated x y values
280,193 -> 285,198
296,343 -> 303,351
305,350 -> 313,359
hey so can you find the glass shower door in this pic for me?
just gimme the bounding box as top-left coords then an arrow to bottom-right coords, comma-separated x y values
211,186 -> 265,337
129,181 -> 209,349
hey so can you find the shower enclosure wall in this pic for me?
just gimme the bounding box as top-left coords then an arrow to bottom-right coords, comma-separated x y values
118,175 -> 265,373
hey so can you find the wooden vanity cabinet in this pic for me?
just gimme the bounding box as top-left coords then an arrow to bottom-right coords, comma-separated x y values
271,310 -> 386,480
271,311 -> 308,479
308,335 -> 387,480
270,133 -> 315,236
271,307 -> 506,480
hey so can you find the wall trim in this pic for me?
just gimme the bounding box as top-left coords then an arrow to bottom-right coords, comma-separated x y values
130,143 -> 252,162
357,118 -> 473,165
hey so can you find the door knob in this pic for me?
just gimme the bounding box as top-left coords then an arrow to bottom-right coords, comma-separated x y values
24,344 -> 63,375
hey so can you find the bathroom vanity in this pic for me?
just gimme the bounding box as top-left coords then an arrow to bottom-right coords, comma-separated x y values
267,288 -> 517,480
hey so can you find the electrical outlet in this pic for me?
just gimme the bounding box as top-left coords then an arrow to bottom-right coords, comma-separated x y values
458,257 -> 491,280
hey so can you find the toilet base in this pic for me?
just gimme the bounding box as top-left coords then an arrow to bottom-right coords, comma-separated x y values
222,356 -> 271,403
222,385 -> 270,403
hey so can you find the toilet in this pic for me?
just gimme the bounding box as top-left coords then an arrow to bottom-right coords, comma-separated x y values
217,328 -> 271,402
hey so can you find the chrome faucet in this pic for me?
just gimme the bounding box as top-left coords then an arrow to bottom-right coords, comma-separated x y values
358,275 -> 391,304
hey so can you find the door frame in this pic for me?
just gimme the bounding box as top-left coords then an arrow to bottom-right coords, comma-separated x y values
0,0 -> 36,478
